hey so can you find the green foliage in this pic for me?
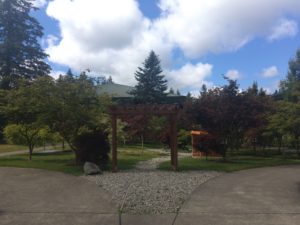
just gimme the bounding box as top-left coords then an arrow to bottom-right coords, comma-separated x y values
148,116 -> 167,137
177,129 -> 191,150
3,74 -> 111,163
0,0 -> 50,89
280,49 -> 300,102
4,124 -> 44,160
267,101 -> 300,153
0,89 -> 8,141
3,79 -> 52,159
130,51 -> 168,103
40,73 -> 111,163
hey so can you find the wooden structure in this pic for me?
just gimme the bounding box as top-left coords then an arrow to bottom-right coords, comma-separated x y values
110,104 -> 183,172
191,130 -> 221,158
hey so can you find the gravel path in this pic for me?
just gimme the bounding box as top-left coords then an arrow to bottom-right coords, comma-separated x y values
135,156 -> 170,170
85,169 -> 221,214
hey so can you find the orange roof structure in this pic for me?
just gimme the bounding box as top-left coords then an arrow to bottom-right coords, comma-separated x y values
191,130 -> 209,135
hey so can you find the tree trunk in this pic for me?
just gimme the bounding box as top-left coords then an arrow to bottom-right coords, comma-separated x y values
253,140 -> 256,155
141,134 -> 144,154
74,149 -> 82,165
296,136 -> 300,159
29,147 -> 33,161
278,136 -> 282,154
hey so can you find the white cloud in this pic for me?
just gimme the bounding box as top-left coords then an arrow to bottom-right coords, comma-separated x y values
157,0 -> 300,57
225,69 -> 241,80
45,0 -> 300,89
46,0 -> 173,85
268,19 -> 298,41
33,0 -> 47,8
166,63 -> 213,90
261,66 -> 279,78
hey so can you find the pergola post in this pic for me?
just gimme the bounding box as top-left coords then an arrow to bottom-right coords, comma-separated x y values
111,114 -> 118,172
173,115 -> 178,171
170,114 -> 178,171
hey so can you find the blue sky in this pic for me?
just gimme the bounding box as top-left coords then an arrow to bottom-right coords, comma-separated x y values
33,0 -> 300,95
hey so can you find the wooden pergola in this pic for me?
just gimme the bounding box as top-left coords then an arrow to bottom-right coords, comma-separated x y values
109,104 -> 183,172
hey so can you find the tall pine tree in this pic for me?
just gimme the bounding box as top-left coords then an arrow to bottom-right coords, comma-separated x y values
130,51 -> 167,103
279,49 -> 300,102
0,0 -> 50,89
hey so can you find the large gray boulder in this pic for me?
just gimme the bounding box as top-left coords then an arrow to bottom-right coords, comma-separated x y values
83,162 -> 102,175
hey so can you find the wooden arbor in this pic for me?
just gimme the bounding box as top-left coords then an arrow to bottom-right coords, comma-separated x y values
109,104 -> 183,172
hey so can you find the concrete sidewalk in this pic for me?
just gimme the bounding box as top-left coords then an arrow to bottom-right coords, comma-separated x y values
175,165 -> 300,225
0,168 -> 118,225
1,166 -> 300,225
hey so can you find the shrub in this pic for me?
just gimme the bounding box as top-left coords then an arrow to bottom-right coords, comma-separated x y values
74,130 -> 110,166
178,129 -> 191,151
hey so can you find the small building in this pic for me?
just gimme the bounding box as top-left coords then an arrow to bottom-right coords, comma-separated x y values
97,83 -> 185,104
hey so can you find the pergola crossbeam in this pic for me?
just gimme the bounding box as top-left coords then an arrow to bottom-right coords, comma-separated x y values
109,104 -> 182,172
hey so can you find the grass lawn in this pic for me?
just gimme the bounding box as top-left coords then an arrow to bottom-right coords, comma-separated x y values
108,148 -> 168,170
158,156 -> 300,172
0,144 -> 27,154
0,147 -> 168,175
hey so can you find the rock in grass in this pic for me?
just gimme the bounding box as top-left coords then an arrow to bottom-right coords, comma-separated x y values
84,162 -> 102,175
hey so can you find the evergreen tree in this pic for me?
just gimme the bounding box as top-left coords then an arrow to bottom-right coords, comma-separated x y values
200,84 -> 208,96
130,51 -> 167,103
66,68 -> 74,78
0,0 -> 50,89
169,87 -> 175,94
247,81 -> 259,96
176,89 -> 181,96
107,75 -> 113,84
280,49 -> 300,102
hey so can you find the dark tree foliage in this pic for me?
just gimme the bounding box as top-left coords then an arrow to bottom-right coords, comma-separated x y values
280,49 -> 300,102
130,51 -> 168,103
0,0 -> 50,89
74,130 -> 110,166
192,78 -> 270,158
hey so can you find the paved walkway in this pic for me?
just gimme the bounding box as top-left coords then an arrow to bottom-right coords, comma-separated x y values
1,166 -> 300,224
0,149 -> 61,157
0,168 -> 118,225
175,165 -> 300,225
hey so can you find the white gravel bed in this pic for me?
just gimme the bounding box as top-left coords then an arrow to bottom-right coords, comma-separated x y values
84,170 -> 221,214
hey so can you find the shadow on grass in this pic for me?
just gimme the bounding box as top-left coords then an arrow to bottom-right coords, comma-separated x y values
158,156 -> 300,172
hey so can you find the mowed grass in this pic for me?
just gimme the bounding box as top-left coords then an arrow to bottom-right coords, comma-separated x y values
0,144 -> 27,153
158,156 -> 300,172
0,147 -> 168,175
